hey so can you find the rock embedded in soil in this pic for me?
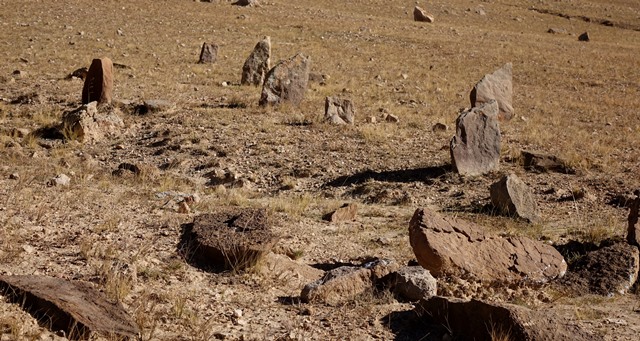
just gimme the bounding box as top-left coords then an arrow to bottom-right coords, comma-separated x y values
0,275 -> 139,340
490,173 -> 540,222
259,53 -> 310,107
61,101 -> 124,142
416,296 -> 603,341
198,42 -> 218,64
628,196 -> 640,247
233,0 -> 259,7
470,63 -> 513,120
385,266 -> 437,301
560,242 -> 640,296
409,208 -> 567,283
325,96 -> 355,124
579,32 -> 590,41
182,207 -> 278,271
81,57 -> 113,105
301,266 -> 372,306
450,100 -> 501,176
241,36 -> 271,86
413,6 -> 434,23
521,150 -> 576,174
323,203 -> 358,222
140,99 -> 176,114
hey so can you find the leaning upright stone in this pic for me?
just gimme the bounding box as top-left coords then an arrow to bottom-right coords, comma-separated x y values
259,53 -> 310,106
82,58 -> 113,105
470,63 -> 513,121
198,42 -> 218,64
450,100 -> 500,176
490,173 -> 540,222
241,36 -> 271,86
629,195 -> 640,247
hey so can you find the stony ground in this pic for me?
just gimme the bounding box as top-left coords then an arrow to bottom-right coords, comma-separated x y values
0,0 -> 639,340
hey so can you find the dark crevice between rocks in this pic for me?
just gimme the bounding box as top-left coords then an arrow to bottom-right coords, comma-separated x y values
381,309 -> 446,341
325,165 -> 451,187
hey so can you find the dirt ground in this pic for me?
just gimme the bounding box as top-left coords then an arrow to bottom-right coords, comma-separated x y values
1,0 -> 639,340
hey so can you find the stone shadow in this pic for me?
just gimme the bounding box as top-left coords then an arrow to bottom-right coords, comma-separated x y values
381,309 -> 447,341
324,165 -> 451,188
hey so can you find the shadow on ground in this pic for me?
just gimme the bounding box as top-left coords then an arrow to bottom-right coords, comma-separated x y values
381,309 -> 447,341
324,165 -> 451,187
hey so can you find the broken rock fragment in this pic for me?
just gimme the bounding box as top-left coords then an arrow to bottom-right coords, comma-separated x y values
409,208 -> 566,283
490,173 -> 540,222
61,101 -> 124,143
413,6 -> 434,22
470,63 -> 513,120
0,275 -> 139,340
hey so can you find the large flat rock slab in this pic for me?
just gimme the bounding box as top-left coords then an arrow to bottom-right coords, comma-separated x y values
409,208 -> 566,283
0,275 -> 139,340
417,296 -> 602,341
182,207 -> 278,272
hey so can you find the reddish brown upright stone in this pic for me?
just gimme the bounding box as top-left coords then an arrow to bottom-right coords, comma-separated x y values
81,58 -> 113,105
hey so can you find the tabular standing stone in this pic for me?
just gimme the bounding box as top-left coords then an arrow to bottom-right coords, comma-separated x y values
61,101 -> 124,143
490,173 -> 540,222
259,53 -> 310,107
470,63 -> 513,120
629,196 -> 640,247
325,96 -> 355,124
560,243 -> 639,296
416,296 -> 602,341
413,6 -> 434,22
409,208 -> 566,283
450,100 -> 500,176
198,42 -> 218,64
241,36 -> 271,86
181,207 -> 278,271
82,57 -> 113,105
0,275 -> 139,340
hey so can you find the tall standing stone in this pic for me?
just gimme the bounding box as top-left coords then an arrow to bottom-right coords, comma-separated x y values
198,42 -> 218,64
325,97 -> 355,124
629,196 -> 640,247
450,100 -> 501,176
82,58 -> 113,105
470,63 -> 513,120
241,36 -> 271,86
259,53 -> 310,107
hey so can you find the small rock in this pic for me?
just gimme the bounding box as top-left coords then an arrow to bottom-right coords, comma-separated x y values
490,174 -> 540,222
578,32 -> 590,41
67,67 -> 88,80
140,99 -> 175,114
431,123 -> 448,133
177,201 -> 191,214
386,266 -> 437,301
61,102 -> 124,142
48,174 -> 71,187
198,42 -> 218,64
323,203 -> 358,222
9,173 -> 19,180
547,28 -> 567,34
384,113 -> 399,123
233,0 -> 259,6
413,6 -> 434,23
366,116 -> 377,123
301,266 -> 372,306
325,96 -> 355,124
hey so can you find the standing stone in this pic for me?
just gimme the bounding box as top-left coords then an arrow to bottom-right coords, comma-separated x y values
413,6 -> 434,23
450,100 -> 500,176
198,42 -> 218,64
325,97 -> 355,124
470,63 -> 513,120
82,58 -> 114,105
490,173 -> 540,222
259,53 -> 310,106
241,36 -> 271,86
409,208 -> 566,283
629,196 -> 640,247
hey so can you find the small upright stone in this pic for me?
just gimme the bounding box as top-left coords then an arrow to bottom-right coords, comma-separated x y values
259,53 -> 310,107
578,32 -> 590,42
629,196 -> 640,247
470,63 -> 513,121
490,174 -> 540,222
198,42 -> 218,64
82,58 -> 114,105
325,97 -> 355,124
241,36 -> 271,86
450,100 -> 500,176
413,6 -> 434,23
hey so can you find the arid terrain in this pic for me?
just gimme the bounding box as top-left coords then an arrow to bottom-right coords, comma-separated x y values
1,0 -> 639,340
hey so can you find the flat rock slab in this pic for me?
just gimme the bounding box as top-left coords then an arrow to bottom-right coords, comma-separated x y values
409,208 -> 566,283
417,296 -> 602,341
470,63 -> 513,120
450,100 -> 501,176
183,207 -> 278,271
521,150 -> 576,174
560,242 -> 639,296
0,275 -> 139,340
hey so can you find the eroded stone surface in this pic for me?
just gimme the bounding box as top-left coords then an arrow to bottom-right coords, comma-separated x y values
259,53 -> 310,106
470,63 -> 513,120
325,96 -> 355,124
242,36 -> 271,86
0,275 -> 139,340
490,173 -> 540,222
61,101 -> 124,143
409,208 -> 566,283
